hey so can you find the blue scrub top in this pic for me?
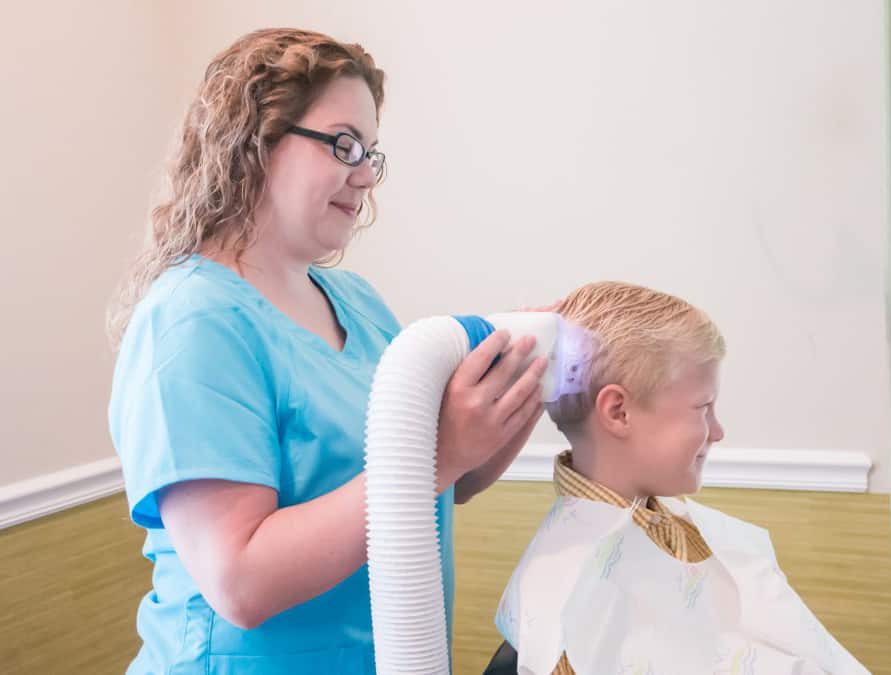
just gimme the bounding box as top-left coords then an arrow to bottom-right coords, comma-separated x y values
109,256 -> 455,674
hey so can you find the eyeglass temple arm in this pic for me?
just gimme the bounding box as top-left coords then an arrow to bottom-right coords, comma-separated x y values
288,126 -> 337,143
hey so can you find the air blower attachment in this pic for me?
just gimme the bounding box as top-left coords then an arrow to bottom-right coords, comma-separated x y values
460,312 -> 596,402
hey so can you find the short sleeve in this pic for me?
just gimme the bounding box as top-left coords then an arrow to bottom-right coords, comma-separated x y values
114,309 -> 281,528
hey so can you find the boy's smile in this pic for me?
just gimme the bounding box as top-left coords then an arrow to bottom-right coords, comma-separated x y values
627,359 -> 724,496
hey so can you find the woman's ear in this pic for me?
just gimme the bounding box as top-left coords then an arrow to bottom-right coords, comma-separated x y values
594,384 -> 632,438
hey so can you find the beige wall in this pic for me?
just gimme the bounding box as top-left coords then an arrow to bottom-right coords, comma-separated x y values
3,1 -> 890,490
0,2 -> 181,483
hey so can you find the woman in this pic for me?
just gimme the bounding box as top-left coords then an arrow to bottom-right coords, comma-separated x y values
107,28 -> 547,673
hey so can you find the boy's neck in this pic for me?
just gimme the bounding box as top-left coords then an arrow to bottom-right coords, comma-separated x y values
567,438 -> 649,502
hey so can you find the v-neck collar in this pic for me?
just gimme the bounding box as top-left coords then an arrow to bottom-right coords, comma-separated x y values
189,255 -> 358,361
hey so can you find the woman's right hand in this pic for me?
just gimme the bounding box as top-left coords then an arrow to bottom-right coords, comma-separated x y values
435,329 -> 548,491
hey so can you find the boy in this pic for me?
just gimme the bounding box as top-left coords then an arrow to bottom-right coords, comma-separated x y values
491,282 -> 867,674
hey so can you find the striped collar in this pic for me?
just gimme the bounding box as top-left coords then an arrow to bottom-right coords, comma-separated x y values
552,450 -> 711,563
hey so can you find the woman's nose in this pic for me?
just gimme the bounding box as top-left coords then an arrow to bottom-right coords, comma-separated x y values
349,157 -> 376,189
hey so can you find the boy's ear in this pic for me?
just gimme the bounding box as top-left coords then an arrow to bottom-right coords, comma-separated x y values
595,384 -> 631,438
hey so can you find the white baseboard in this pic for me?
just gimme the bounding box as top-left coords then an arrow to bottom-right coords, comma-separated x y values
0,445 -> 874,530
501,443 -> 873,493
0,456 -> 124,530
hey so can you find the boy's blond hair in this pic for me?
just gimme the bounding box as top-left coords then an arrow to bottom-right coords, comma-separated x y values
547,282 -> 725,430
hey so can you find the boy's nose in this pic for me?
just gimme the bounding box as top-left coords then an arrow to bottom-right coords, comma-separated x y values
709,418 -> 725,443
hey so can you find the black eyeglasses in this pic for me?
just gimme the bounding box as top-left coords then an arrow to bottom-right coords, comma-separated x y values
287,126 -> 386,179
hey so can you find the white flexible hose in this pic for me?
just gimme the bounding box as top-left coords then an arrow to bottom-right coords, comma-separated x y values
365,312 -> 591,674
365,317 -> 469,675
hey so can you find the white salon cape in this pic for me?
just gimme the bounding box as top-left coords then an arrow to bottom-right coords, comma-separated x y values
496,496 -> 869,674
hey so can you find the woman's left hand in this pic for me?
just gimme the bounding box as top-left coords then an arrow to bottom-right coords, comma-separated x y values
453,401 -> 544,503
435,331 -> 548,493
448,299 -> 562,503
